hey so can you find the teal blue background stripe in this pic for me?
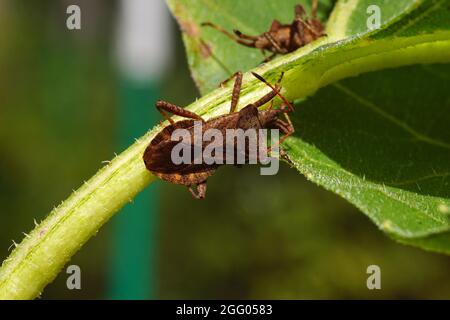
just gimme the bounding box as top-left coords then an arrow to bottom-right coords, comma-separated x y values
108,79 -> 160,299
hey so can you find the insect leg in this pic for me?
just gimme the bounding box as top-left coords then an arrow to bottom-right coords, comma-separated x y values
270,119 -> 292,137
295,3 -> 323,39
217,71 -> 243,114
156,100 -> 204,124
292,5 -> 307,47
277,120 -> 295,145
269,20 -> 282,32
260,48 -> 267,57
282,108 -> 294,128
295,4 -> 306,18
279,148 -> 294,165
188,181 -> 207,199
304,19 -> 323,37
251,72 -> 294,111
250,87 -> 277,109
263,32 -> 288,54
201,22 -> 256,48
229,71 -> 243,113
277,102 -> 295,126
219,71 -> 241,87
262,52 -> 277,63
267,118 -> 295,155
295,3 -> 324,42
289,19 -> 304,50
259,48 -> 277,63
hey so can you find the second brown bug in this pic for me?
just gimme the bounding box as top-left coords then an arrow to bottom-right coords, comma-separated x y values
143,72 -> 294,199
202,0 -> 326,62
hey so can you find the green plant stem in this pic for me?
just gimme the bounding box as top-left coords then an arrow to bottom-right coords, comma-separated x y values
1,29 -> 450,299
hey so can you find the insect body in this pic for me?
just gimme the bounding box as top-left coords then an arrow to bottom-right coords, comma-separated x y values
202,0 -> 325,61
143,72 -> 294,199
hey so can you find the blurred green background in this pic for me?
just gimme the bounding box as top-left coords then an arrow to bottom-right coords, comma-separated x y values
1,0 -> 450,299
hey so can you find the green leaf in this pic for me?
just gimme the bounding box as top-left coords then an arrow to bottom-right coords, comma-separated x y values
167,0 -> 450,253
285,64 -> 450,250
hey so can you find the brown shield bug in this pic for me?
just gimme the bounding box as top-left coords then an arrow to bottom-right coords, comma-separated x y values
143,72 -> 294,199
202,0 -> 325,61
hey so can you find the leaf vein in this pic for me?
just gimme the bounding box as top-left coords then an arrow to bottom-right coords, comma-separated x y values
199,0 -> 260,34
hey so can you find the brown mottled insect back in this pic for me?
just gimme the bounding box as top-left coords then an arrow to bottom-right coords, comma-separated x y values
202,0 -> 325,61
143,72 -> 294,199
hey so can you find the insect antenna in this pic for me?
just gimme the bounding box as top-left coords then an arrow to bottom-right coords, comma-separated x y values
251,72 -> 294,112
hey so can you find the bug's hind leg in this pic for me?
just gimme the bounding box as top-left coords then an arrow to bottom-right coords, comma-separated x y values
295,4 -> 306,17
229,71 -> 243,113
156,100 -> 204,125
290,5 -> 306,49
251,72 -> 294,111
263,32 -> 288,54
188,181 -> 207,200
261,52 -> 277,63
217,71 -> 243,114
201,22 -> 256,48
279,148 -> 294,165
219,71 -> 242,88
266,118 -> 295,157
233,30 -> 258,41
